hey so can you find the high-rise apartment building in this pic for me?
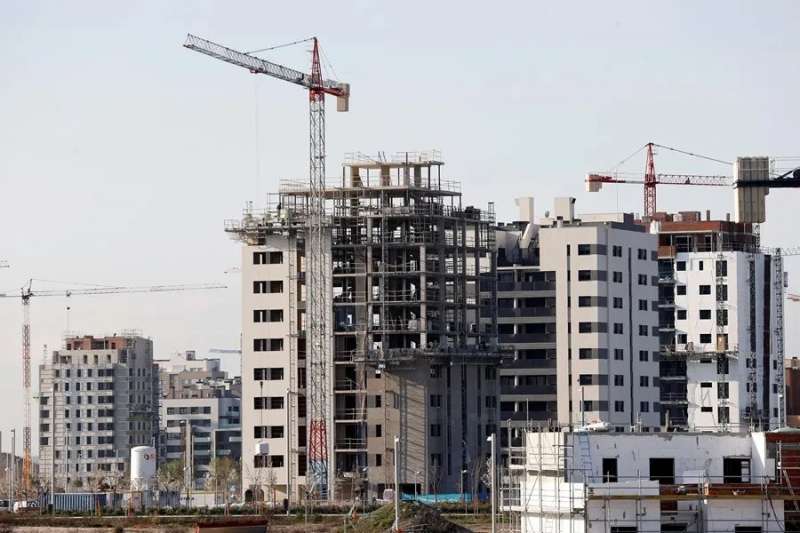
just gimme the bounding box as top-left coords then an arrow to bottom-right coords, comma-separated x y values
653,212 -> 784,430
230,151 -> 500,502
490,197 -> 662,446
157,350 -> 242,489
38,334 -> 159,490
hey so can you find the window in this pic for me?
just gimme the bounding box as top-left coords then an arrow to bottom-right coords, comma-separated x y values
579,322 -> 607,333
612,271 -> 623,283
640,401 -> 650,413
698,260 -> 704,271
613,297 -> 623,309
701,406 -> 713,413
638,274 -> 648,285
700,334 -> 712,344
638,325 -> 648,336
640,376 -> 649,387
254,397 -> 284,410
253,252 -> 267,264
255,280 -> 284,293
430,424 -> 442,437
579,348 -> 608,360
254,309 -> 284,323
700,381 -> 712,388
639,350 -> 649,362
485,367 -> 496,380
717,309 -> 728,326
613,323 -> 623,334
676,261 -> 686,271
614,375 -> 624,386
614,349 -> 624,360
268,252 -> 283,264
699,285 -> 711,295
254,426 -> 284,438
614,401 -> 624,412
602,458 -> 619,482
375,424 -> 382,437
577,244 -> 591,255
716,260 -> 727,276
676,285 -> 686,295
578,270 -> 606,281
718,382 -> 729,399
430,394 -> 442,408
375,454 -> 383,467
612,245 -> 622,257
253,368 -> 284,381
676,309 -> 687,320
717,284 -> 728,301
699,309 -> 712,320
638,299 -> 648,311
254,338 -> 284,352
637,248 -> 647,260
253,281 -> 267,294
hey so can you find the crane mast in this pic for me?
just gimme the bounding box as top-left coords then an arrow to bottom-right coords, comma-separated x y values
184,33 -> 350,500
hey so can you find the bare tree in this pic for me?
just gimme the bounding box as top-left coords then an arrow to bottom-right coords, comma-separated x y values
469,458 -> 488,513
206,457 -> 241,508
429,463 -> 442,504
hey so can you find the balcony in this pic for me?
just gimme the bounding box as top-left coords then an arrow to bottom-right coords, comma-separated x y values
334,378 -> 364,392
499,410 -> 554,422
500,384 -> 557,396
502,358 -> 556,370
497,307 -> 556,318
660,392 -> 688,404
335,408 -> 367,421
497,281 -> 556,293
335,438 -> 367,451
499,333 -> 556,345
658,273 -> 675,284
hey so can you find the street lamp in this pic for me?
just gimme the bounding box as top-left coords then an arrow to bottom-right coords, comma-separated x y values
393,436 -> 400,532
486,433 -> 496,533
413,470 -> 420,501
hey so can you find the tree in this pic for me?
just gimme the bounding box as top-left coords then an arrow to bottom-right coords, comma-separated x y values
158,460 -> 185,495
206,457 -> 241,506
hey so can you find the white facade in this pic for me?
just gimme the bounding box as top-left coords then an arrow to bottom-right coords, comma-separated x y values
666,250 -> 783,430
510,430 -> 784,532
240,235 -> 301,501
537,199 -> 661,430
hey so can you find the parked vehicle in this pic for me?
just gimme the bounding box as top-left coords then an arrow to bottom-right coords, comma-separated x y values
13,500 -> 39,513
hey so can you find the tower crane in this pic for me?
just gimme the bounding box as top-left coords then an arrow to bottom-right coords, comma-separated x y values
0,261 -> 8,269
0,279 -> 227,496
184,33 -> 350,499
586,142 -> 732,218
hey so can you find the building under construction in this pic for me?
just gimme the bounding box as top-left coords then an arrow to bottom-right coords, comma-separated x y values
503,427 -> 800,532
649,211 -> 784,431
232,151 -> 502,503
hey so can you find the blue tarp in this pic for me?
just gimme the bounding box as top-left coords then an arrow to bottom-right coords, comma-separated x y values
401,493 -> 475,504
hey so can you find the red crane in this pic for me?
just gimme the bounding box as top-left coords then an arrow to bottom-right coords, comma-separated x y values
586,142 -> 732,219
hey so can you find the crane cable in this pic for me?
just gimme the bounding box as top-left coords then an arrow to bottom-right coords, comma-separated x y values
651,143 -> 731,166
245,37 -> 314,56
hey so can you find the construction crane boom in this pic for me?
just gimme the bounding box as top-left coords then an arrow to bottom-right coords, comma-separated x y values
0,279 -> 226,496
586,142 -> 734,218
184,34 -> 349,105
185,32 -> 350,500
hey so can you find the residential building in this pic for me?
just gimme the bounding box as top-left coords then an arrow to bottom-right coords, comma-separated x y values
505,428 -> 791,532
652,212 -> 784,430
490,197 -> 661,448
38,334 -> 159,490
786,358 -> 800,428
157,350 -> 242,489
230,151 -> 500,503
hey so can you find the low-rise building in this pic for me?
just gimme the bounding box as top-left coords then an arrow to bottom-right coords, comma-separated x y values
505,429 -> 793,532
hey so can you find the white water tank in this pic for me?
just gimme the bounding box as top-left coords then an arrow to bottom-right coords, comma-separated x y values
130,446 -> 157,490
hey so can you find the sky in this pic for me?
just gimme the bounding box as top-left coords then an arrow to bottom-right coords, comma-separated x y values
1,1 -> 799,446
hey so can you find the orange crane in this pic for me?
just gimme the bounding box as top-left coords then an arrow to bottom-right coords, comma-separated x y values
185,33 -> 350,499
0,279 -> 227,496
586,142 -> 732,218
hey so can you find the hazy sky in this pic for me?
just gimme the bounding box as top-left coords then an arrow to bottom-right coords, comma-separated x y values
1,1 -> 799,446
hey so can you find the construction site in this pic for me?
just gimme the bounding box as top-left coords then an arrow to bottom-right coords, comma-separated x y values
230,150 -> 503,503
501,427 -> 800,533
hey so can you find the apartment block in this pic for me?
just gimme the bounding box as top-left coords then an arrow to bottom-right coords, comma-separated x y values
230,151 -> 501,502
38,334 -> 159,490
653,212 -> 785,430
490,197 -> 661,444
157,351 -> 241,488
